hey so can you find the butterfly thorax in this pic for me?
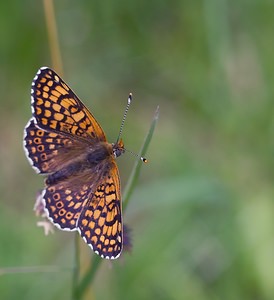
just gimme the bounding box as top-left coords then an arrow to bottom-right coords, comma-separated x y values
46,141 -> 115,186
112,139 -> 125,158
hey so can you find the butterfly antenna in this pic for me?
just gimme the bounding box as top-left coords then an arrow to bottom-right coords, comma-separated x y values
125,148 -> 148,163
116,93 -> 132,144
116,93 -> 148,163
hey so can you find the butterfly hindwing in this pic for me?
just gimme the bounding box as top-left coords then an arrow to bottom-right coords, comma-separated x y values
78,163 -> 123,259
43,181 -> 91,231
42,161 -> 123,258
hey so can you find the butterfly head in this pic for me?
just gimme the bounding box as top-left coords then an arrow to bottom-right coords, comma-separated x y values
112,139 -> 125,158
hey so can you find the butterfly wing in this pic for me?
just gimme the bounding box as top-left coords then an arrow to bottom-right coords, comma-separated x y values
24,67 -> 106,174
24,118 -> 76,174
43,160 -> 123,259
78,162 -> 123,259
31,67 -> 106,141
43,178 -> 92,231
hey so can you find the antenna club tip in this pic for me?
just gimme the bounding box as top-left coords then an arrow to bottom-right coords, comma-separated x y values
128,93 -> 133,104
142,157 -> 148,163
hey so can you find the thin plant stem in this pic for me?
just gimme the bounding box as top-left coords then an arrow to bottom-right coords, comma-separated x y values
75,256 -> 101,299
43,0 -> 64,75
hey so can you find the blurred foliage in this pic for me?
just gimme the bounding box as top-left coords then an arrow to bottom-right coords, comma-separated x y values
0,0 -> 273,299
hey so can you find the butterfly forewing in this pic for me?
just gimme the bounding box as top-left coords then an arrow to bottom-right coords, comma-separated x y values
24,67 -> 124,259
31,67 -> 106,141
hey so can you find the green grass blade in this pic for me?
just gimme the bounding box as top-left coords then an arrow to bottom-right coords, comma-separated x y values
123,105 -> 159,210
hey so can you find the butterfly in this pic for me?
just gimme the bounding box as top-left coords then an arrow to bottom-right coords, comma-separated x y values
24,67 -> 129,259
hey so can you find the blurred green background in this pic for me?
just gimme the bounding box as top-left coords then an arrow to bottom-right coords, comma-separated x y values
0,0 -> 273,299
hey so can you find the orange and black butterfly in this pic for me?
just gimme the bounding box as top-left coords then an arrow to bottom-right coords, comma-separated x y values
24,67 -> 130,259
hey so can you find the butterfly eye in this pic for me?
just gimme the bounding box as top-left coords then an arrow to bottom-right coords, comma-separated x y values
113,143 -> 125,158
